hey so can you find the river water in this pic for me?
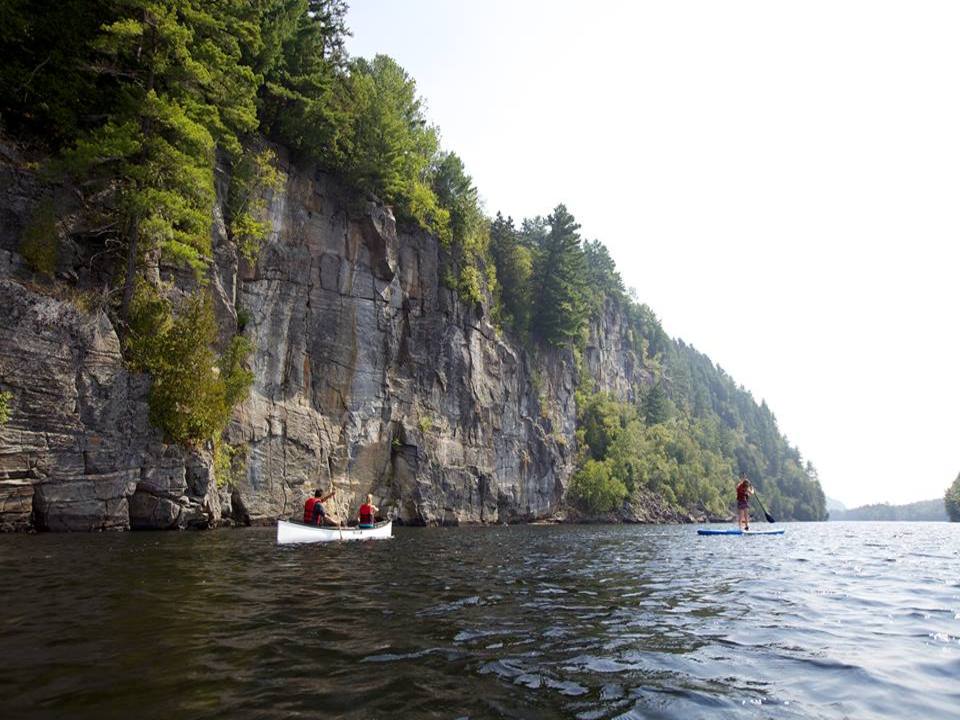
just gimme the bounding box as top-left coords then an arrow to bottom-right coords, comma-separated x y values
1,522 -> 958,719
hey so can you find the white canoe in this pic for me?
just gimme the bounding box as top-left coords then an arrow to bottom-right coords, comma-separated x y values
276,519 -> 393,545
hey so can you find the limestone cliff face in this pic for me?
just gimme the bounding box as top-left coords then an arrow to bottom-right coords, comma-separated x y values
221,153 -> 581,526
0,143 -> 652,531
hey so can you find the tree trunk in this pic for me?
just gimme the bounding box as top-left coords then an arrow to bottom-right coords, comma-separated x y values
119,216 -> 139,327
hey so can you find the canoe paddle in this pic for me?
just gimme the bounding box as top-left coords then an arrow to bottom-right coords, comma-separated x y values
753,491 -> 776,523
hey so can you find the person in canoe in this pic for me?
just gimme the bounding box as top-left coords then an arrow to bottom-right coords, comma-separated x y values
357,494 -> 379,529
303,487 -> 337,526
736,473 -> 754,530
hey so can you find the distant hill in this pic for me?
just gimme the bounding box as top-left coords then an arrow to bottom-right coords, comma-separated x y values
825,496 -> 847,513
829,498 -> 947,521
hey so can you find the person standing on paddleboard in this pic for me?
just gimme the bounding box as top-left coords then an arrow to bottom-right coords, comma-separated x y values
736,473 -> 754,530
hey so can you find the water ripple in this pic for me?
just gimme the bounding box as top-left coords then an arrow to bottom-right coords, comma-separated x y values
0,521 -> 958,718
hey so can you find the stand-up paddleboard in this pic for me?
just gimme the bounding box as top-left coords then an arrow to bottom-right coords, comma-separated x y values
698,528 -> 785,536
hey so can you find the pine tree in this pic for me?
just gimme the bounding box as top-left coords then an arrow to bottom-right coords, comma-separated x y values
583,238 -> 624,306
946,473 -> 960,522
530,204 -> 589,346
490,213 -> 533,334
341,55 -> 445,233
258,0 -> 351,160
60,1 -> 262,321
432,152 -> 481,243
642,383 -> 669,425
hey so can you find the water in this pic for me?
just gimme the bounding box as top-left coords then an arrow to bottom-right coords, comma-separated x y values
1,522 -> 958,719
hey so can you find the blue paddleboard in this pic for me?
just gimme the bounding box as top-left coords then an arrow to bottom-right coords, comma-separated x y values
697,528 -> 785,536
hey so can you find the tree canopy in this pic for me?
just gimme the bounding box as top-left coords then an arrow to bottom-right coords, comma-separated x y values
529,204 -> 590,346
946,473 -> 960,522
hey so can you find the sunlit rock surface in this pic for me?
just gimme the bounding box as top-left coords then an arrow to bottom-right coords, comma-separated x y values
0,143 -> 654,530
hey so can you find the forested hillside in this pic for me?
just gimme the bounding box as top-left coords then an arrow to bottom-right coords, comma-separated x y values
0,1 -> 825,522
830,499 -> 947,522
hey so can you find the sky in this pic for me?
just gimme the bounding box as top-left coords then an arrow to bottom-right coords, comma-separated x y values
345,0 -> 959,508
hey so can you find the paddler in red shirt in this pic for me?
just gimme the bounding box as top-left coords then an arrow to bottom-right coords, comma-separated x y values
303,487 -> 336,525
736,473 -> 753,530
357,494 -> 379,528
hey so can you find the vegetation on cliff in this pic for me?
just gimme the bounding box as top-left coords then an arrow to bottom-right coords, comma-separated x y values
572,393 -> 730,517
0,390 -> 11,426
1,1 -> 825,519
491,205 -> 825,520
126,283 -> 253,444
946,473 -> 960,522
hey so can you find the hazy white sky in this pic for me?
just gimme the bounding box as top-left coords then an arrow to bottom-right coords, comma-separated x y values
346,0 -> 959,507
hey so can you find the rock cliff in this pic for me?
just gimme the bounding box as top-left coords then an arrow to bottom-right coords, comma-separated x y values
0,143 -> 652,531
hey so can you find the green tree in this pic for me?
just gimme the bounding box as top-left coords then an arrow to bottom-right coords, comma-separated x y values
432,152 -> 493,303
258,0 -> 351,161
578,393 -> 636,461
530,204 -> 588,346
490,213 -> 533,334
569,459 -> 627,514
127,285 -> 252,444
340,55 -> 447,236
582,238 -> 624,312
946,473 -> 960,522
641,383 -> 670,425
59,0 -> 261,320
226,146 -> 282,262
432,152 -> 482,244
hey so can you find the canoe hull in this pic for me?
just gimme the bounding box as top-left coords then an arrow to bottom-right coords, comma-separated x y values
277,519 -> 393,544
698,528 -> 785,536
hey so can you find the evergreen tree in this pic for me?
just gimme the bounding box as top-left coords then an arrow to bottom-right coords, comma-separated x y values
490,213 -> 532,334
258,0 -> 351,161
582,238 -> 624,309
519,216 -> 549,249
340,55 -> 447,235
946,473 -> 960,522
641,383 -> 669,425
59,0 -> 262,320
127,285 -> 252,444
432,152 -> 492,302
432,152 -> 482,244
530,204 -> 588,346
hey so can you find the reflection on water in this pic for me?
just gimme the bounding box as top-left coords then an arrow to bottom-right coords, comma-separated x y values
1,522 -> 958,719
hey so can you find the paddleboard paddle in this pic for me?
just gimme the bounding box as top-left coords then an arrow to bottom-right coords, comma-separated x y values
753,491 -> 775,523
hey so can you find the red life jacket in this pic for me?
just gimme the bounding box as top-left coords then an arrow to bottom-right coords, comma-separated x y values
736,481 -> 750,503
303,497 -> 317,523
359,503 -> 374,525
